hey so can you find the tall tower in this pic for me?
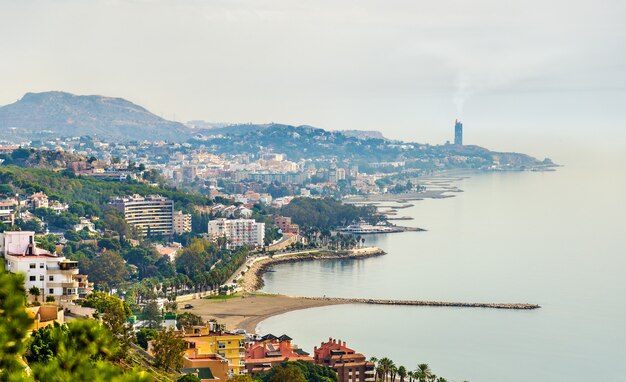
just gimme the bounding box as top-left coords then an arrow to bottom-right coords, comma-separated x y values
454,119 -> 463,145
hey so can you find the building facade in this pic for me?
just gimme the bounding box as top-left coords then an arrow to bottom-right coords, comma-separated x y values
314,338 -> 376,382
1,231 -> 89,301
454,119 -> 463,145
245,333 -> 313,375
208,218 -> 265,248
109,194 -> 174,236
173,211 -> 193,235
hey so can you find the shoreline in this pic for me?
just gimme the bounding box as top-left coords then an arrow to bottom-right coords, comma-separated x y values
240,247 -> 387,293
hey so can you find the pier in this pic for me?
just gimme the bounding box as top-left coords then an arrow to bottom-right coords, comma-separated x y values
298,296 -> 540,310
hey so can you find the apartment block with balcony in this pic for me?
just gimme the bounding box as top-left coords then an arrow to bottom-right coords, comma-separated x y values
1,231 -> 88,302
245,333 -> 313,375
173,210 -> 192,235
180,326 -> 247,377
109,194 -> 174,236
208,218 -> 265,248
314,338 -> 376,382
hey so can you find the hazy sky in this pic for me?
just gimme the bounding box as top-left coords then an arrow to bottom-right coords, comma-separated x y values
1,0 -> 625,157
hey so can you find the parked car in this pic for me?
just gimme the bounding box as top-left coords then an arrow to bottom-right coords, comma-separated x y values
183,304 -> 193,309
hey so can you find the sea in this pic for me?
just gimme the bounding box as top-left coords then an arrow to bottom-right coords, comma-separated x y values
257,147 -> 626,382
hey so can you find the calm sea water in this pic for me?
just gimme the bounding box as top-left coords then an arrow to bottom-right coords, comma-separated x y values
258,150 -> 626,382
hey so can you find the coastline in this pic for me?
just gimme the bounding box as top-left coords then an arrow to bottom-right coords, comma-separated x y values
240,246 -> 387,293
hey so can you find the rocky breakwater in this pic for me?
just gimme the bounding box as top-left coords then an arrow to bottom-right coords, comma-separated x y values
241,247 -> 386,293
298,297 -> 541,310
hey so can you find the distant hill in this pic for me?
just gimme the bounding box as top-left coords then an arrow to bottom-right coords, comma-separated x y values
339,129 -> 387,140
0,91 -> 189,142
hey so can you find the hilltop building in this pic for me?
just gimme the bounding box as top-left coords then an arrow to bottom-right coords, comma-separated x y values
208,218 -> 265,248
109,195 -> 174,236
314,338 -> 376,382
1,231 -> 91,301
454,119 -> 463,145
245,333 -> 313,375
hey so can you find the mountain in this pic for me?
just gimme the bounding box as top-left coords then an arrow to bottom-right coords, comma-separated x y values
0,91 -> 189,142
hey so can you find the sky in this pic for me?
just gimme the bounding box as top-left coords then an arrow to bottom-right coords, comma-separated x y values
1,0 -> 625,158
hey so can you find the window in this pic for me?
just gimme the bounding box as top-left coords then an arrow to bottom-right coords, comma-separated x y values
29,263 -> 36,269
39,263 -> 44,268
49,275 -> 54,281
49,289 -> 54,295
29,276 -> 36,281
39,275 -> 44,281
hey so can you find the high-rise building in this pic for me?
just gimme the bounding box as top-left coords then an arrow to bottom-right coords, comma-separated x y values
109,195 -> 174,236
454,119 -> 463,145
208,218 -> 265,248
173,210 -> 192,235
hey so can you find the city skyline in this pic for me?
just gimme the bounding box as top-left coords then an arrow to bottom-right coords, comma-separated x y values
1,0 -> 624,157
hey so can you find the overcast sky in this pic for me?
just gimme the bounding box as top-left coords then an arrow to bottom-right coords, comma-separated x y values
1,0 -> 624,156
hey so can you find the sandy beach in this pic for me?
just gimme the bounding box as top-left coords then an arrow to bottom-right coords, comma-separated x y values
186,294 -> 346,333
184,247 -> 386,332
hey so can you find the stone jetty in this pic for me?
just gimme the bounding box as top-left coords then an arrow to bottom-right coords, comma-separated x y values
297,296 -> 540,310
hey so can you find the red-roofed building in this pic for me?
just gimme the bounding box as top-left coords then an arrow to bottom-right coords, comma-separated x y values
245,333 -> 314,375
314,338 -> 375,382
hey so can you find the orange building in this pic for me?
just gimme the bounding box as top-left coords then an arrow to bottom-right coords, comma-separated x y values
314,338 -> 375,382
245,333 -> 313,375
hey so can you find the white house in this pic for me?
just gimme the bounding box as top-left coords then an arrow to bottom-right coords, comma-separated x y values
1,231 -> 89,301
208,218 -> 265,248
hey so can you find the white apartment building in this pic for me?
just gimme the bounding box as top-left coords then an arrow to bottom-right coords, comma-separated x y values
109,194 -> 174,236
208,218 -> 265,248
1,231 -> 87,301
173,210 -> 192,235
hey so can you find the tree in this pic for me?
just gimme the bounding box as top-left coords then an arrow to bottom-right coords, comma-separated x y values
267,366 -> 306,382
142,300 -> 162,329
100,295 -> 135,354
152,327 -> 186,372
398,366 -> 407,382
228,376 -> 254,382
257,361 -> 336,382
415,364 -> 433,382
88,251 -> 129,290
29,286 -> 41,303
0,265 -> 33,381
136,328 -> 157,350
176,312 -> 204,330
177,374 -> 201,382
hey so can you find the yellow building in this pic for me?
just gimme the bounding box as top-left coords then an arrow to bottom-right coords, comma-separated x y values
184,326 -> 246,376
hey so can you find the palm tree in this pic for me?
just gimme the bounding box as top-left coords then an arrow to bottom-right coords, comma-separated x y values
436,378 -> 448,382
29,286 -> 41,303
390,364 -> 398,381
398,366 -> 407,382
407,371 -> 415,382
415,364 -> 433,382
378,357 -> 394,381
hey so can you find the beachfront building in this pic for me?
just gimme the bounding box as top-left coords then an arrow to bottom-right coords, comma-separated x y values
314,338 -> 376,382
245,333 -> 313,375
1,231 -> 89,302
208,218 -> 265,248
109,194 -> 174,236
173,210 -> 192,235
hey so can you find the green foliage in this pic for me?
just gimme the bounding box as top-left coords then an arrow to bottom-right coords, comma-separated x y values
136,328 -> 157,350
0,264 -> 33,381
228,376 -> 254,382
28,320 -> 152,382
257,361 -> 337,382
176,312 -> 204,330
152,327 -> 186,372
87,251 -> 130,290
280,197 -> 384,229
142,301 -> 162,329
177,374 -> 201,382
